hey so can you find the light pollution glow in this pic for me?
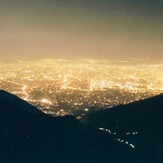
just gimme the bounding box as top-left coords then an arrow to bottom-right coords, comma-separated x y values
0,58 -> 162,116
0,1 -> 163,117
0,0 -> 163,61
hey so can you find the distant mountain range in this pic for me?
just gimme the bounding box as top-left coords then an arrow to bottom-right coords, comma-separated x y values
0,90 -> 163,162
82,93 -> 163,162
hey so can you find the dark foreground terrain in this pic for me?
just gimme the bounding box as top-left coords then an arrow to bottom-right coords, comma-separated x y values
0,90 -> 163,162
83,93 -> 163,162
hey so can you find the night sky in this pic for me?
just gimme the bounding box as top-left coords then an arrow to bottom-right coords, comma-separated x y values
0,0 -> 163,61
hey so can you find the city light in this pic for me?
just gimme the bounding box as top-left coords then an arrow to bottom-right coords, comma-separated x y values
0,58 -> 162,116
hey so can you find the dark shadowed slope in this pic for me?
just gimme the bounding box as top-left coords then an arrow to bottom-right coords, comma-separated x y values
83,93 -> 163,162
83,93 -> 163,131
0,90 -> 141,163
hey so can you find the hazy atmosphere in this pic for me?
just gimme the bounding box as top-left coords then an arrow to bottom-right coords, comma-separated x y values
1,1 -> 163,162
1,0 -> 163,61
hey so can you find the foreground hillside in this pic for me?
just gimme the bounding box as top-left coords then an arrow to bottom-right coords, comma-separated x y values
83,93 -> 163,162
0,90 -> 144,163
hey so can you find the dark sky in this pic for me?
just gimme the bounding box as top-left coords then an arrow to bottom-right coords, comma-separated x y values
0,0 -> 163,61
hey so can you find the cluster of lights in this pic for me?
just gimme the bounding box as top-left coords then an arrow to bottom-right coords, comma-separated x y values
99,127 -> 137,149
0,58 -> 162,116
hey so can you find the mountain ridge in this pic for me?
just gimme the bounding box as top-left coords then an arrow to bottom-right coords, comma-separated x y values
0,90 -> 162,162
82,93 -> 163,162
0,90 -> 126,163
82,93 -> 163,130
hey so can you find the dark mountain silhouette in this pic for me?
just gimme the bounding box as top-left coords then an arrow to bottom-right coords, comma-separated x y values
0,90 -> 143,163
82,93 -> 163,162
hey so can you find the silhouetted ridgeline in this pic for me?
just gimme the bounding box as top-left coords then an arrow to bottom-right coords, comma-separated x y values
0,90 -> 145,163
83,93 -> 163,162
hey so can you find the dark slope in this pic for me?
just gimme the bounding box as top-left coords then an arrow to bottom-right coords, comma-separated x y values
83,93 -> 163,131
0,90 -> 138,163
83,93 -> 163,162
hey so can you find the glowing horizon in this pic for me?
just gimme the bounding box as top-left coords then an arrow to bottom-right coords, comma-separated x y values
1,0 -> 163,61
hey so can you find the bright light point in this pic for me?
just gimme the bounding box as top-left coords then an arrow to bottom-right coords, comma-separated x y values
99,128 -> 105,131
43,76 -> 49,79
130,144 -> 135,148
41,99 -> 47,103
41,98 -> 52,105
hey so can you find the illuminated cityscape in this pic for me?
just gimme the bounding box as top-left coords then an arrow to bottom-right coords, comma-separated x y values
0,58 -> 162,116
